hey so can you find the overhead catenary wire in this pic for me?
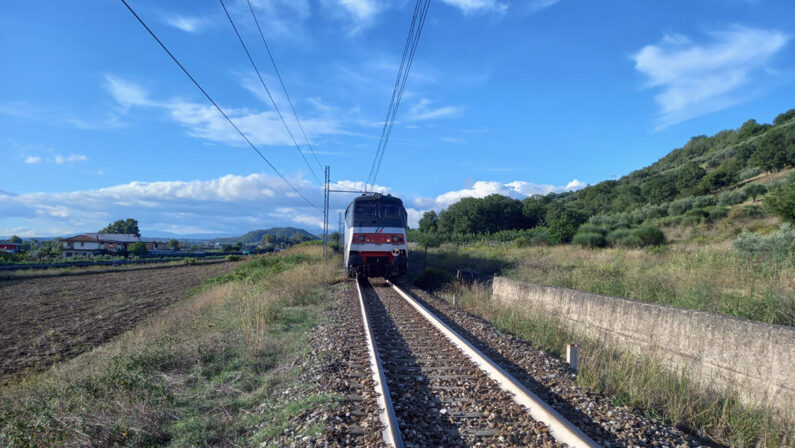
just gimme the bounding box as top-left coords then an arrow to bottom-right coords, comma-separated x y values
366,0 -> 431,191
218,0 -> 323,186
245,0 -> 324,174
120,0 -> 321,213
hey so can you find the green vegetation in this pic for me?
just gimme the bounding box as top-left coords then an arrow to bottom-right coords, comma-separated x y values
764,183 -> 795,223
0,248 -> 341,447
214,227 -> 318,246
438,281 -> 791,447
411,109 -> 795,247
99,218 -> 141,237
128,241 -> 147,256
412,239 -> 794,326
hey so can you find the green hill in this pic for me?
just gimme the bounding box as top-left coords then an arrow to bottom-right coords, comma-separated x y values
214,227 -> 319,245
415,107 -> 795,244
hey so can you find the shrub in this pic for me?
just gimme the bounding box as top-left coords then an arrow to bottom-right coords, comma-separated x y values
226,255 -> 241,262
632,225 -> 666,247
615,233 -> 642,247
572,232 -> 607,248
693,195 -> 717,208
705,206 -> 730,222
128,242 -> 147,256
733,223 -> 795,271
739,166 -> 762,180
513,236 -> 528,248
413,267 -> 452,290
577,224 -> 607,236
606,229 -> 631,245
764,183 -> 795,224
729,205 -> 767,220
718,190 -> 748,206
743,184 -> 767,200
668,197 -> 695,216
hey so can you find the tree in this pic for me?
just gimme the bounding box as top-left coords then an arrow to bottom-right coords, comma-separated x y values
100,218 -> 140,237
749,127 -> 795,172
676,163 -> 706,195
737,119 -> 770,142
418,210 -> 438,234
233,242 -> 243,252
261,234 -> 273,246
168,239 -> 180,250
128,242 -> 147,256
330,231 -> 341,246
222,244 -> 234,253
521,195 -> 551,228
764,184 -> 795,224
773,108 -> 795,126
8,235 -> 22,244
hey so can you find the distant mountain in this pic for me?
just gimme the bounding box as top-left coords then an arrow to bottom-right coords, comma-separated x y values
213,227 -> 319,245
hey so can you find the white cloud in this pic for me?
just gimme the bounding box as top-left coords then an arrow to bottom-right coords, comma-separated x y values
104,75 -> 150,108
0,173 -> 332,236
54,154 -> 89,164
426,178 -> 586,209
338,0 -> 380,21
440,0 -> 507,14
526,0 -> 561,13
24,156 -> 42,164
408,99 -> 464,121
166,16 -> 212,33
103,75 -> 347,147
632,26 -> 790,129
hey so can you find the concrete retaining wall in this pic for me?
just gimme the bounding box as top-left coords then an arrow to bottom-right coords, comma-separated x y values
492,276 -> 794,420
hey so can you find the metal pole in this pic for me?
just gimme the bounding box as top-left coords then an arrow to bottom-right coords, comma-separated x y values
323,166 -> 330,262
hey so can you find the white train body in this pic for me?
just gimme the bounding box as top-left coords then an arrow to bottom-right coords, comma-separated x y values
344,193 -> 408,278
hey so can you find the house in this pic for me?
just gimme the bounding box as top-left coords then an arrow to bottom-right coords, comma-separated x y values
62,233 -> 140,258
143,240 -> 171,251
0,243 -> 21,253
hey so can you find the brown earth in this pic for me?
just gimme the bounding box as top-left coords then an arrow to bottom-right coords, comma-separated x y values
0,261 -> 238,381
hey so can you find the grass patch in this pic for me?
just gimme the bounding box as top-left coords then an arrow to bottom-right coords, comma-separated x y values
0,248 -> 342,447
413,241 -> 794,326
439,281 -> 792,447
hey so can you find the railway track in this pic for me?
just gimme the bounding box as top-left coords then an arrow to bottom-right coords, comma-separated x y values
356,278 -> 598,448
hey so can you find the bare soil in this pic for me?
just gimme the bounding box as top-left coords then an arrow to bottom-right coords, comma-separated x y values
0,261 -> 237,380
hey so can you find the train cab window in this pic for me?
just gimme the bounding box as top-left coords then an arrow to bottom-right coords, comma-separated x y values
355,204 -> 376,217
380,205 -> 400,217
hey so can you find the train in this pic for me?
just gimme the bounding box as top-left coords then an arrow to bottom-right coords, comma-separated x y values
344,193 -> 408,278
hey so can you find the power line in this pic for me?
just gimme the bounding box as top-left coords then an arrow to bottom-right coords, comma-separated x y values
218,0 -> 322,186
120,0 -> 321,213
371,0 -> 431,189
245,0 -> 324,173
366,0 -> 422,190
366,0 -> 431,191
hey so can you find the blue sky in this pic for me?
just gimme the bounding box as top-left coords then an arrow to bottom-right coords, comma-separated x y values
1,0 -> 793,237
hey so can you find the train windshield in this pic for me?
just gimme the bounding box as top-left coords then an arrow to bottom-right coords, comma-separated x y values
352,201 -> 406,227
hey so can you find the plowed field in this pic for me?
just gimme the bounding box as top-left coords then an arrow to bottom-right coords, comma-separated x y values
0,261 -> 237,380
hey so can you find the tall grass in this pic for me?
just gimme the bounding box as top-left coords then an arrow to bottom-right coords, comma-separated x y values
439,281 -> 792,447
418,242 -> 794,325
0,248 -> 342,447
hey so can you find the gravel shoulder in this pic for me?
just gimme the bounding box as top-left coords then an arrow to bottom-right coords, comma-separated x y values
398,281 -> 715,448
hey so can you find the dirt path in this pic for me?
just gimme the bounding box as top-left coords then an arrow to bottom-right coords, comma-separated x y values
0,262 -> 237,379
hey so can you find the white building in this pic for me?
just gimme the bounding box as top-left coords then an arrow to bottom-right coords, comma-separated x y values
62,233 -> 140,258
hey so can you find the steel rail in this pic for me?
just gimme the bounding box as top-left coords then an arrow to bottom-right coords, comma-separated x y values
389,282 -> 599,448
356,280 -> 404,448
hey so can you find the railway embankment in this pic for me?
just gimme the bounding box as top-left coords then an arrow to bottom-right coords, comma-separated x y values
492,276 -> 794,423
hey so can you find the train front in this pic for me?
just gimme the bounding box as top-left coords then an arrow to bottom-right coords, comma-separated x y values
344,194 -> 408,278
